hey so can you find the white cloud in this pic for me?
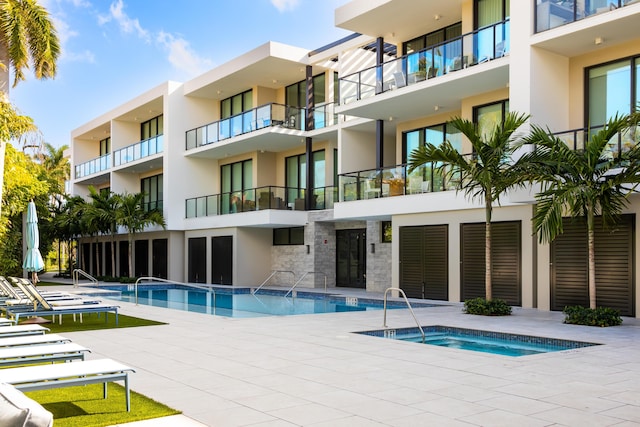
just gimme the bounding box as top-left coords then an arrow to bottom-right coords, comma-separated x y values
63,49 -> 96,63
271,0 -> 300,12
98,0 -> 150,42
157,31 -> 213,78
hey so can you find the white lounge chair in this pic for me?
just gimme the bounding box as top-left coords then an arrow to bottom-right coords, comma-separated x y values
0,324 -> 48,338
0,342 -> 90,367
0,359 -> 136,411
0,334 -> 71,348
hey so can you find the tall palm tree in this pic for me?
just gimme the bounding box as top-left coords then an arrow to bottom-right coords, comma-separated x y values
517,114 -> 640,309
0,0 -> 60,217
87,186 -> 119,277
42,142 -> 69,194
116,192 -> 165,278
408,112 -> 529,301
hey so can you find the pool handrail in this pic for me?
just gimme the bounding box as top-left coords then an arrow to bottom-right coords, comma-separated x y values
253,270 -> 295,295
134,277 -> 216,305
284,271 -> 327,298
72,269 -> 98,288
382,287 -> 425,343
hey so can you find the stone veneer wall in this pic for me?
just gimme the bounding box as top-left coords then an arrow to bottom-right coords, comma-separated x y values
366,221 -> 392,294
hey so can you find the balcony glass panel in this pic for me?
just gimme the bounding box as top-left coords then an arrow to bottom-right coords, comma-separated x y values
339,20 -> 510,104
113,135 -> 163,167
185,103 -> 306,150
74,153 -> 111,179
339,163 -> 464,202
536,0 -> 630,33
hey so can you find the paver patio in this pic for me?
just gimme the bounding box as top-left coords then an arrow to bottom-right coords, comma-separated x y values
47,283 -> 640,427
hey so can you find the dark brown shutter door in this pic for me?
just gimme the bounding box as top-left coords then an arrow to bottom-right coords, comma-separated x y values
399,226 -> 424,298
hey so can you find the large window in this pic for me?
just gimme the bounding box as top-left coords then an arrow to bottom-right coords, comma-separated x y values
141,115 -> 163,140
221,90 -> 253,119
587,57 -> 639,127
286,73 -> 326,108
99,137 -> 110,156
475,0 -> 509,28
403,23 -> 462,55
286,150 -> 326,204
403,123 -> 462,162
221,159 -> 253,214
141,174 -> 163,212
474,100 -> 509,141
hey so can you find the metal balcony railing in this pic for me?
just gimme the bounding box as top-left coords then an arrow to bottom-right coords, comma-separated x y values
185,185 -> 337,218
339,163 -> 463,202
75,153 -> 111,179
339,19 -> 510,104
553,124 -> 640,159
113,135 -> 163,167
535,0 -> 637,33
185,103 -> 305,150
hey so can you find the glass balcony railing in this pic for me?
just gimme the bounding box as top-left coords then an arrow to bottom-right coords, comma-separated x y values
74,153 -> 111,179
310,102 -> 338,130
554,124 -> 640,159
339,19 -> 509,104
113,135 -> 163,167
185,185 -> 336,218
339,163 -> 463,202
535,0 -> 637,33
186,103 -> 305,151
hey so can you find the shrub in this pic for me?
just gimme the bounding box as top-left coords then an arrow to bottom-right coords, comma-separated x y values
463,297 -> 512,316
118,276 -> 137,283
563,305 -> 622,327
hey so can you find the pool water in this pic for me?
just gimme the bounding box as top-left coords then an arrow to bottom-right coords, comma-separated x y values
99,286 -> 435,318
356,326 -> 599,357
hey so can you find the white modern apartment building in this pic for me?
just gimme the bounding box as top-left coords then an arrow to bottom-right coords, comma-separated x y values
70,0 -> 640,317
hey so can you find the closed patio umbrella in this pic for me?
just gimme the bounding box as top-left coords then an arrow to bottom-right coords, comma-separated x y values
22,200 -> 45,284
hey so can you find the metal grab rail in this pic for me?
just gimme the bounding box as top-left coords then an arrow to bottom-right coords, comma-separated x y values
253,270 -> 295,295
284,271 -> 327,298
72,269 -> 98,288
134,277 -> 216,305
382,287 -> 425,343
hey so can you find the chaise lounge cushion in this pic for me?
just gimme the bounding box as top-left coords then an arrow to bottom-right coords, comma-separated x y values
0,382 -> 53,427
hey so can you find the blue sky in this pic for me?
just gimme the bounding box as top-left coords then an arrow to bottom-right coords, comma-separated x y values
10,0 -> 351,149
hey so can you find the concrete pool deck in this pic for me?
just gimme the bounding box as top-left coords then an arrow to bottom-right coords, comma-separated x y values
45,282 -> 640,426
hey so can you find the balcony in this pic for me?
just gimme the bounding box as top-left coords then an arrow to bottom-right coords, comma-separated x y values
75,153 -> 111,179
339,20 -> 509,106
535,0 -> 639,33
339,163 -> 462,202
113,135 -> 163,167
185,185 -> 337,218
554,124 -> 640,159
186,103 -> 305,151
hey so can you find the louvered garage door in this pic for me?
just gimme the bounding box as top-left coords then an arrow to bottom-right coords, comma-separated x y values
551,215 -> 634,316
399,225 -> 448,300
461,221 -> 521,306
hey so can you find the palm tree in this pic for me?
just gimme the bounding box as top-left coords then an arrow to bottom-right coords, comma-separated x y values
0,0 -> 60,217
86,186 -> 119,277
408,112 -> 529,301
116,192 -> 165,278
52,195 -> 86,274
517,114 -> 640,309
41,142 -> 69,194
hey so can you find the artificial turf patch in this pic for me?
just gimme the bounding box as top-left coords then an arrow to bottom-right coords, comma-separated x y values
26,383 -> 180,427
20,313 -> 166,334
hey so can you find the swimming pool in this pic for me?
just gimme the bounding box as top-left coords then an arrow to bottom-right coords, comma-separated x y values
97,285 -> 438,318
356,325 -> 600,357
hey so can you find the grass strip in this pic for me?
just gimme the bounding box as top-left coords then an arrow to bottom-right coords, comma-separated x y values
19,313 -> 166,333
27,383 -> 180,427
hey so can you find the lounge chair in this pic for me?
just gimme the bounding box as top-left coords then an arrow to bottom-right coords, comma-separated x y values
0,318 -> 15,326
0,324 -> 48,338
0,334 -> 71,348
3,284 -> 119,325
0,359 -> 136,411
11,278 -> 100,307
0,342 -> 90,367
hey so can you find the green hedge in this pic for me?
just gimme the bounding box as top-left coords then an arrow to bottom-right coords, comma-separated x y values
463,297 -> 512,316
563,305 -> 622,327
